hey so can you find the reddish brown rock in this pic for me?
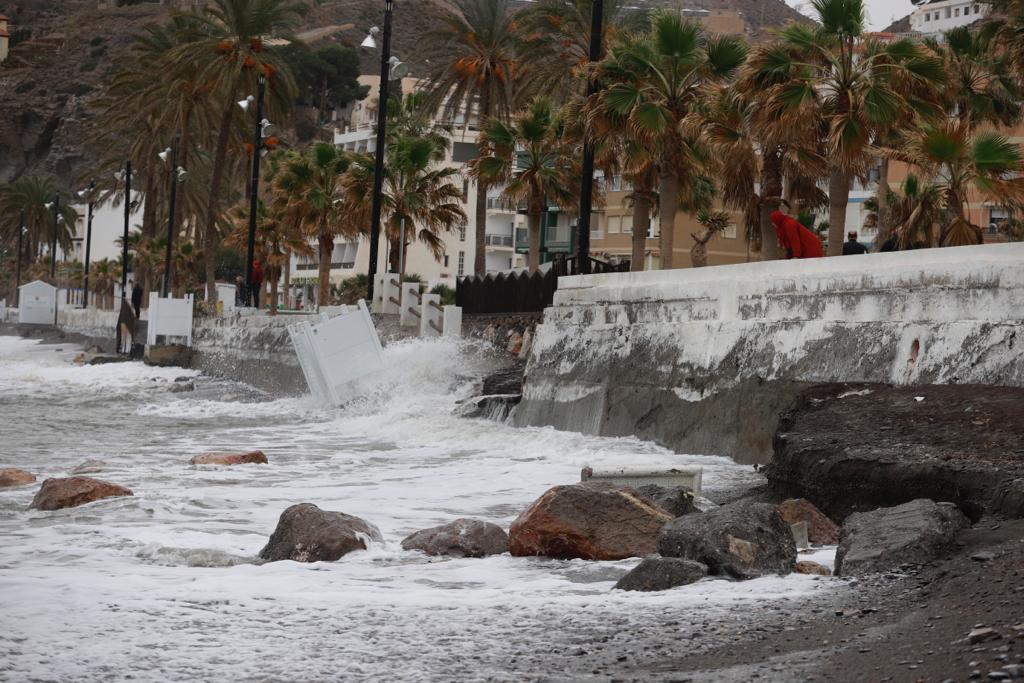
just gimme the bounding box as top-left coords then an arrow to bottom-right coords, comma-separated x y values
0,468 -> 37,487
794,560 -> 831,576
402,518 -> 509,558
29,477 -> 133,511
777,498 -> 840,545
259,503 -> 382,563
190,451 -> 268,466
509,482 -> 673,561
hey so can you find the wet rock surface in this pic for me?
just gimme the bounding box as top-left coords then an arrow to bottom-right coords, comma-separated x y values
70,459 -> 109,475
793,560 -> 831,576
29,476 -> 133,510
768,383 -> 1024,521
509,482 -> 673,560
457,394 -> 521,420
190,451 -> 268,466
259,503 -> 382,563
480,365 -> 524,396
777,498 -> 840,545
614,557 -> 708,592
0,468 -> 36,487
633,484 -> 699,517
401,518 -> 509,558
657,501 -> 797,579
835,498 -> 969,577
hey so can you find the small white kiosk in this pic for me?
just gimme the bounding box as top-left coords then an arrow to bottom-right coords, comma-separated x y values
18,280 -> 57,325
215,282 -> 237,315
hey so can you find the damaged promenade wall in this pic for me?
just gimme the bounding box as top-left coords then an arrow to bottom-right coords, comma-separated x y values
514,243 -> 1024,465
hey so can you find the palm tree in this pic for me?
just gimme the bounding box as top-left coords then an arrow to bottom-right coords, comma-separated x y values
0,176 -> 78,271
225,199 -> 312,315
883,120 -> 1024,246
269,143 -> 355,309
424,0 -> 520,276
866,174 -> 946,250
751,0 -> 946,256
689,210 -> 730,268
90,258 -> 120,310
472,96 -> 577,272
183,0 -> 299,306
592,12 -> 747,269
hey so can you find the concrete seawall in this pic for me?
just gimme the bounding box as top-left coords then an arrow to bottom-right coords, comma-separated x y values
514,243 -> 1024,464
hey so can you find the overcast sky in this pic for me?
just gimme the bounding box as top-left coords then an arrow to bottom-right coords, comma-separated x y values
787,0 -> 917,31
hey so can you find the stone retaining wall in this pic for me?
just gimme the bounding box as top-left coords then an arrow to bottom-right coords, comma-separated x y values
514,243 -> 1024,464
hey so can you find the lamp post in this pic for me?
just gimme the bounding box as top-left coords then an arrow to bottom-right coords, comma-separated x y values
116,162 -> 132,307
365,0 -> 395,303
15,211 -> 25,307
576,0 -> 605,276
77,181 -> 96,308
48,194 -> 60,279
159,135 -> 186,297
242,74 -> 267,308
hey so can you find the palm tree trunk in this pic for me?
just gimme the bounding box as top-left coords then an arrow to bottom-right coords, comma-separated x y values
473,89 -> 492,276
759,150 -> 783,261
658,171 -> 679,270
528,195 -> 543,273
269,271 -> 278,316
876,158 -> 890,240
283,252 -> 291,309
827,168 -> 850,257
631,194 -> 650,272
202,89 -> 239,306
317,233 -> 333,310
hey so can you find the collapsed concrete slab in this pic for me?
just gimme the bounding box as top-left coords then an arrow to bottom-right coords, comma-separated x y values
514,244 -> 1024,464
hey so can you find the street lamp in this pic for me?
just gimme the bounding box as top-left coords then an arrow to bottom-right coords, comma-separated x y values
363,1 -> 397,302
15,212 -> 25,307
158,135 -> 185,297
45,195 -> 59,279
576,0 -> 605,276
77,180 -> 97,308
240,74 -> 268,308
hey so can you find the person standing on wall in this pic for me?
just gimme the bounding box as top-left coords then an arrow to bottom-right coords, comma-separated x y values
130,279 -> 143,318
250,260 -> 263,309
770,210 -> 824,259
842,231 -> 869,255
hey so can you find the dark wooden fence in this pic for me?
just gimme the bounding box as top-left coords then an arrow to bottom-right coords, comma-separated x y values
456,255 -> 629,314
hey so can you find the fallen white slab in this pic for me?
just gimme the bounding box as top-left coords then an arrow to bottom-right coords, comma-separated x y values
581,465 -> 703,498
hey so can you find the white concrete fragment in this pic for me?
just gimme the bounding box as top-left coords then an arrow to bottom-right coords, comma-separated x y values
421,294 -> 442,337
581,466 -> 703,498
400,282 -> 421,328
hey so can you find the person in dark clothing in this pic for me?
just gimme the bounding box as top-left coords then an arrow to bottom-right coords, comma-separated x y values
879,235 -> 899,252
250,261 -> 263,308
129,279 -> 143,318
842,231 -> 869,255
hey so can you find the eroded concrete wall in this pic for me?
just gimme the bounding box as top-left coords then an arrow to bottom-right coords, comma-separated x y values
515,243 -> 1024,464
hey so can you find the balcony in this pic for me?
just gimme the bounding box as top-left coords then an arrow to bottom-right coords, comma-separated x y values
486,197 -> 521,213
484,234 -> 514,247
296,261 -> 355,271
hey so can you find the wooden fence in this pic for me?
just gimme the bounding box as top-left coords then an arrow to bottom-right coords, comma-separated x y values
456,256 -> 629,314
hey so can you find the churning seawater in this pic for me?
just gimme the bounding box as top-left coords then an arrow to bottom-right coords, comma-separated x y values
0,335 -> 835,681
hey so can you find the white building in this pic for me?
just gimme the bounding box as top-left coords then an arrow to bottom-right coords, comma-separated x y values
288,74 -> 526,304
909,0 -> 989,35
64,193 -> 144,265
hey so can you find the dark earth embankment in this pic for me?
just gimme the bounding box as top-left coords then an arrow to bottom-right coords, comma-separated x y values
767,383 -> 1024,522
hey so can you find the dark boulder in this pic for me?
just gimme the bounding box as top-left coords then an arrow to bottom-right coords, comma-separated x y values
768,383 -> 1024,521
30,476 -> 133,511
834,498 -> 969,577
259,503 -> 382,563
401,518 -> 508,558
614,558 -> 708,592
509,482 -> 673,560
657,502 -> 796,579
481,365 -> 524,395
633,484 -> 698,517
776,499 -> 840,545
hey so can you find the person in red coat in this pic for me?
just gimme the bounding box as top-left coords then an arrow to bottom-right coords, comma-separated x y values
771,210 -> 824,259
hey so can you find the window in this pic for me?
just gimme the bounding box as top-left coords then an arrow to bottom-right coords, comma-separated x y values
989,207 -> 1011,235
444,254 -> 449,267
925,11 -> 930,20
954,7 -> 960,16
462,179 -> 469,201
457,250 -> 465,276
452,142 -> 479,163
607,216 -> 622,234
945,7 -> 951,17
622,215 -> 634,235
974,4 -> 981,14
459,226 -> 466,241
610,175 -> 622,192
723,223 -> 737,239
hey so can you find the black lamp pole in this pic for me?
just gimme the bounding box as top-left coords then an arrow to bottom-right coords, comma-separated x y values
15,210 -> 24,307
82,185 -> 95,308
49,193 -> 60,279
366,0 -> 395,302
121,161 -> 132,304
162,134 -> 181,298
576,0 -> 604,276
245,74 -> 266,308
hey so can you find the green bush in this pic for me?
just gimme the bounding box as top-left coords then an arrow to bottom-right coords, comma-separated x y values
430,284 -> 456,306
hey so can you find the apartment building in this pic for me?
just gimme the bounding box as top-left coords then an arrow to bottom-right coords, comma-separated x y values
910,0 -> 989,34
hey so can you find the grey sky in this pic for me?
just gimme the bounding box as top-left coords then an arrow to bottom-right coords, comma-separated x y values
787,0 -> 917,31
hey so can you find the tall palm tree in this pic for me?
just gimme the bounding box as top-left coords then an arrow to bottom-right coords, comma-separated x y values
424,0 -> 520,276
184,0 -> 299,305
752,0 -> 946,256
270,143 -> 356,309
0,176 -> 78,269
592,12 -> 747,269
472,96 -> 577,272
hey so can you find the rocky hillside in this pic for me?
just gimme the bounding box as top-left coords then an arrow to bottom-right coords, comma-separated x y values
0,0 -> 810,187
